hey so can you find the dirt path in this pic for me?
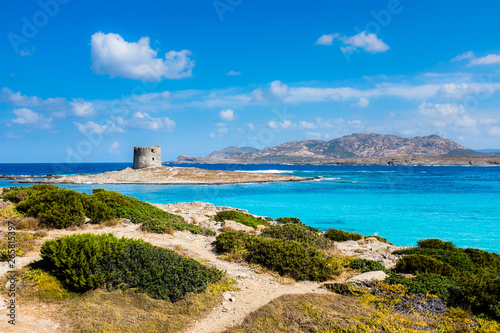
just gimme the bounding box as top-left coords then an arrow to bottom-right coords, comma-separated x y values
1,223 -> 330,333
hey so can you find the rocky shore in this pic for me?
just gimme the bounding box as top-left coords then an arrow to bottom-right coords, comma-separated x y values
16,166 -> 312,185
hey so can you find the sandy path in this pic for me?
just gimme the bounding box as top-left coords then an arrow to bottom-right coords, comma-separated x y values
0,223 -> 330,333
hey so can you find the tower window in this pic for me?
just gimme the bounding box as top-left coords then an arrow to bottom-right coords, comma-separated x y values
152,157 -> 155,161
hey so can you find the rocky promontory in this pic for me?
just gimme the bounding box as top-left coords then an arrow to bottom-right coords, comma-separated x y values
18,166 -> 311,185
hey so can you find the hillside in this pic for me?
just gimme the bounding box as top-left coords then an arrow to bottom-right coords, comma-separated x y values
177,133 -> 480,163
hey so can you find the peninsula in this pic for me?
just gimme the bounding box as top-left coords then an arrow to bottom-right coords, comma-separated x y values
18,166 -> 310,185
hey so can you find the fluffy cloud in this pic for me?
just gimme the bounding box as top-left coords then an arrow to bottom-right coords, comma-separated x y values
298,121 -> 316,129
70,99 -> 95,117
74,121 -> 124,134
452,51 -> 500,66
268,119 -> 295,129
220,109 -> 235,121
351,97 -> 370,108
10,108 -> 52,128
109,141 -> 120,154
90,32 -> 194,81
418,102 -> 466,118
116,112 -> 176,131
315,34 -> 337,46
317,31 -> 389,53
270,80 -> 289,99
226,70 -> 241,76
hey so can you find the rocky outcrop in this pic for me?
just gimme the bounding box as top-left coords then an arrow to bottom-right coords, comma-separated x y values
346,271 -> 388,283
177,133 -> 481,163
18,166 -> 312,185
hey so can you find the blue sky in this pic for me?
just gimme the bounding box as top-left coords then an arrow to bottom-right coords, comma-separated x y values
2,0 -> 500,162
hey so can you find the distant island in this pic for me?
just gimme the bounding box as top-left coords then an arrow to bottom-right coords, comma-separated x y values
175,133 -> 500,166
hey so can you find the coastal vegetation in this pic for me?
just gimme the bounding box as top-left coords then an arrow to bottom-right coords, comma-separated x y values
41,233 -> 223,301
215,231 -> 339,281
215,210 -> 270,229
1,185 -> 206,234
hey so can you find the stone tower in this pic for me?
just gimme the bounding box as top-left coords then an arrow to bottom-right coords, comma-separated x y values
133,146 -> 162,169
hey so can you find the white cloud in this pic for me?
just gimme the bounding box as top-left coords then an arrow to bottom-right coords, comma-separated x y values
270,80 -> 289,99
455,116 -> 477,128
470,54 -> 500,66
298,121 -> 316,129
452,51 -> 500,66
247,123 -> 255,130
209,132 -> 216,138
109,141 -> 120,154
217,127 -> 228,134
70,99 -> 95,117
305,132 -> 322,139
220,109 -> 235,121
216,122 -> 226,127
10,108 -> 52,128
489,127 -> 500,136
351,97 -> 370,108
268,120 -> 295,129
0,87 -> 66,111
452,51 -> 474,62
331,31 -> 389,54
226,70 -> 241,76
315,34 -> 337,46
90,32 -> 194,81
125,112 -> 176,131
480,118 -> 499,125
418,102 -> 466,118
74,121 -> 124,134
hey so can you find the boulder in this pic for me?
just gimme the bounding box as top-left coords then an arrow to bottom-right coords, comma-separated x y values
223,220 -> 255,233
346,271 -> 388,283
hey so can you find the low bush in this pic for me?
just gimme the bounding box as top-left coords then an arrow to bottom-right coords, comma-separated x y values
1,232 -> 43,261
275,217 -> 302,224
15,187 -> 86,228
393,247 -> 476,272
325,228 -> 363,242
41,233 -> 223,302
141,218 -> 204,234
262,223 -> 333,251
464,248 -> 500,272
459,269 -> 500,319
386,273 -> 460,303
395,254 -> 457,276
417,238 -> 456,251
348,259 -> 389,273
215,232 -> 338,281
215,211 -> 270,229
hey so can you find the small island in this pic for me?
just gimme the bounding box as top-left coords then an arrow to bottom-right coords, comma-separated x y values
18,147 -> 312,185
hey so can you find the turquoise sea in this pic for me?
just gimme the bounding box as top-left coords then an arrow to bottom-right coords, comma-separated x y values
0,163 -> 499,253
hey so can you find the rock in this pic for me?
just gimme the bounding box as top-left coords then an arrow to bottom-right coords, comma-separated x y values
256,225 -> 267,231
346,271 -> 388,283
223,292 -> 232,301
237,273 -> 249,279
222,220 -> 255,233
365,237 -> 378,242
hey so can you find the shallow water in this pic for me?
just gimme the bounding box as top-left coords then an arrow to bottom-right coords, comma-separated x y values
0,163 -> 499,252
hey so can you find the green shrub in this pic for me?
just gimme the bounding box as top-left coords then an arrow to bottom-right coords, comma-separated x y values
41,233 -> 223,302
15,187 -> 86,228
83,195 -> 115,223
275,217 -> 302,224
324,228 -> 363,242
417,239 -> 456,251
90,189 -> 183,225
141,218 -> 204,234
348,259 -> 389,273
40,233 -> 126,291
386,273 -> 460,303
262,223 -> 333,250
393,248 -> 476,272
215,211 -> 270,229
459,269 -> 500,319
464,248 -> 500,272
395,254 -> 457,276
216,232 -> 338,281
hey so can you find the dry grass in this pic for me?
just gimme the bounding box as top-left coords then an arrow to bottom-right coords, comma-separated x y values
15,217 -> 43,230
0,231 -> 44,261
224,291 -> 500,333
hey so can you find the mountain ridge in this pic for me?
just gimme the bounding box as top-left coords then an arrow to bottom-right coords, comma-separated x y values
178,133 -> 482,163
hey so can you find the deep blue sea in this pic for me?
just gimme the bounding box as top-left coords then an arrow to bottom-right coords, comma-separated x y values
1,163 -> 499,253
